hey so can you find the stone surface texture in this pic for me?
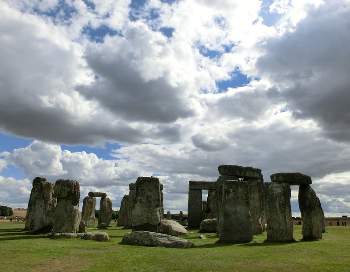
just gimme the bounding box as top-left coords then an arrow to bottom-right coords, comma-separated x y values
159,219 -> 188,236
216,180 -> 253,243
25,177 -> 56,233
199,218 -> 217,233
298,184 -> 324,240
218,165 -> 262,179
270,173 -> 312,185
131,177 -> 163,231
265,182 -> 294,242
88,192 -> 107,198
81,196 -> 96,227
122,231 -> 194,248
117,195 -> 129,227
52,179 -> 80,233
98,197 -> 112,228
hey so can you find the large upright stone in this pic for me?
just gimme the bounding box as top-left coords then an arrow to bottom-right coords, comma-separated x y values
205,189 -> 217,219
298,185 -> 324,240
218,165 -> 265,235
131,177 -> 163,231
216,180 -> 252,243
25,177 -> 56,233
98,197 -> 112,228
188,188 -> 202,228
265,182 -> 293,242
126,183 -> 137,228
52,179 -> 80,233
81,196 -> 96,227
117,195 -> 129,227
271,173 -> 312,186
247,180 -> 265,234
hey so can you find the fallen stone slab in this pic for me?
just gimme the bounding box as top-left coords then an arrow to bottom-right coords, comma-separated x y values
159,219 -> 188,236
218,165 -> 262,179
121,231 -> 194,248
270,173 -> 312,185
199,218 -> 217,233
81,232 -> 110,242
49,232 -> 110,242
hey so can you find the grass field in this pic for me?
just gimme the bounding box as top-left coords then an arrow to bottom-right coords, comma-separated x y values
0,223 -> 349,272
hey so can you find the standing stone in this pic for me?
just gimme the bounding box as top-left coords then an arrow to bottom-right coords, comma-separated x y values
298,185 -> 324,240
188,188 -> 202,228
53,179 -> 80,233
131,177 -> 163,231
216,180 -> 252,243
117,195 -> 129,227
166,211 -> 172,220
126,183 -> 137,228
217,165 -> 265,235
25,177 -> 56,233
205,190 -> 217,219
81,196 -> 96,227
265,182 -> 293,242
98,197 -> 112,228
247,180 -> 265,234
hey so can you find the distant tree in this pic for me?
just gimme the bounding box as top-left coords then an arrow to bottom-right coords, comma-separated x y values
0,205 -> 13,216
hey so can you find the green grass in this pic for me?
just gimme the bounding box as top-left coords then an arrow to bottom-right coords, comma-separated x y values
0,223 -> 349,272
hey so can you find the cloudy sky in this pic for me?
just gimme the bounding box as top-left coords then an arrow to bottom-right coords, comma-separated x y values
0,0 -> 349,216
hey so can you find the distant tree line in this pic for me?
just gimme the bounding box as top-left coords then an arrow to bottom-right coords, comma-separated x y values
0,205 -> 13,216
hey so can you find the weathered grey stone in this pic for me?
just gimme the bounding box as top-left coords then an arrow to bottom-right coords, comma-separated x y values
122,231 -> 194,248
266,182 -> 293,242
25,177 -> 56,233
205,190 -> 217,219
199,218 -> 217,233
131,177 -> 163,231
88,192 -> 107,198
81,232 -> 110,241
126,183 -> 137,228
78,220 -> 86,233
247,180 -> 265,235
166,211 -> 172,220
216,180 -> 253,243
52,179 -> 80,234
117,195 -> 129,227
159,219 -> 188,236
271,173 -> 312,185
49,232 -> 109,241
98,197 -> 112,228
188,189 -> 202,228
218,165 -> 262,179
298,185 -> 324,240
81,196 -> 96,227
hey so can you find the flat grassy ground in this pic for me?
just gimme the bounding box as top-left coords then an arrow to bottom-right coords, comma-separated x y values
0,223 -> 349,272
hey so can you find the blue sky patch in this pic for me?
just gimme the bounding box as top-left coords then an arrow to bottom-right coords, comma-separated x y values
61,143 -> 121,160
0,165 -> 26,180
33,0 -> 77,23
216,69 -> 251,91
82,25 -> 121,43
159,27 -> 175,38
0,133 -> 32,152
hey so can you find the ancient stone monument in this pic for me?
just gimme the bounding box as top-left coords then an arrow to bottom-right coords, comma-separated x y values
98,196 -> 113,228
265,182 -> 294,242
188,181 -> 216,228
218,165 -> 265,235
25,177 -> 56,233
81,195 -> 96,227
299,184 -> 324,240
52,179 -> 80,233
131,176 -> 163,231
216,178 -> 253,243
270,172 -> 324,241
117,195 -> 129,227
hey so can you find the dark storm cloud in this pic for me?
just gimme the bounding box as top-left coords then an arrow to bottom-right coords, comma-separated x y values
257,1 -> 350,142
